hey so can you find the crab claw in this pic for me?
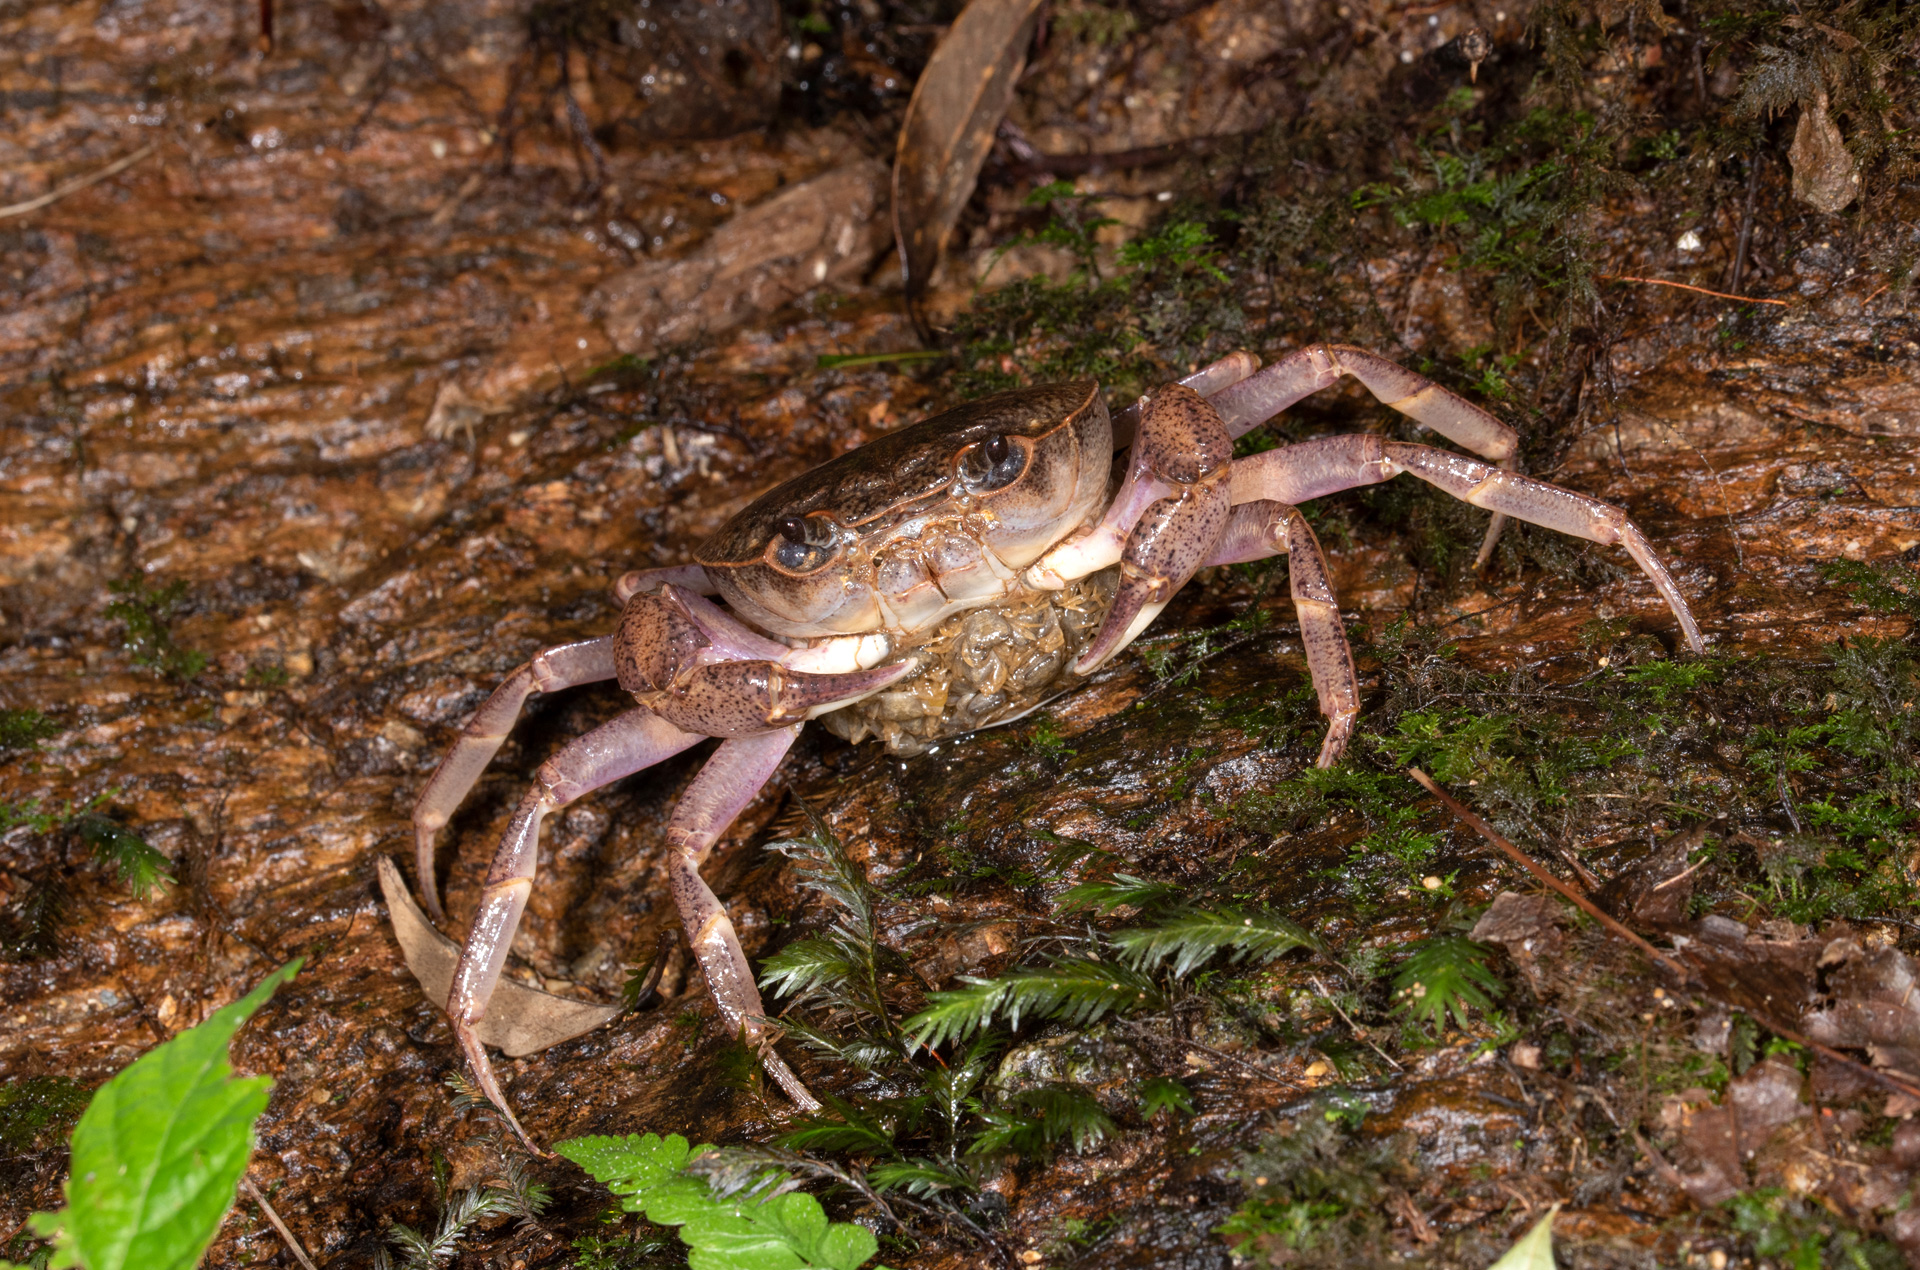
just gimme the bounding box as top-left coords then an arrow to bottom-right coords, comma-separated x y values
1069,385 -> 1234,674
646,656 -> 920,737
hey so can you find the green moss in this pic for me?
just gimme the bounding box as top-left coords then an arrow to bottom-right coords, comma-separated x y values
1219,1104 -> 1413,1263
1723,1189 -> 1903,1270
0,709 -> 60,752
1822,558 -> 1920,620
0,1076 -> 89,1152
104,575 -> 208,681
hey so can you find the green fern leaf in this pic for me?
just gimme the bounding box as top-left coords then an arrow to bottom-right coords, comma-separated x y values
967,1085 -> 1115,1159
866,1159 -> 979,1197
1112,907 -> 1318,977
902,958 -> 1163,1050
1391,935 -> 1503,1032
557,1132 -> 891,1270
1138,1076 -> 1195,1119
1057,873 -> 1178,915
778,1092 -> 920,1156
759,936 -> 857,1006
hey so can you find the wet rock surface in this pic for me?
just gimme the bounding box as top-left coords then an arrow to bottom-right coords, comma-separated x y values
3,0 -> 1919,1268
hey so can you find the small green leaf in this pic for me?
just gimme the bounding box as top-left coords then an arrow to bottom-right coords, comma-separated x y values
1487,1203 -> 1560,1270
558,1130 -> 889,1269
556,1132 -> 694,1195
51,959 -> 300,1270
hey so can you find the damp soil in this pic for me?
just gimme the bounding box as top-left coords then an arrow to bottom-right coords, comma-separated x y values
2,0 -> 1919,1267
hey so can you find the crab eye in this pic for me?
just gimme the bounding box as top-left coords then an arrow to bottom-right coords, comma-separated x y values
958,433 -> 1026,493
769,515 -> 839,574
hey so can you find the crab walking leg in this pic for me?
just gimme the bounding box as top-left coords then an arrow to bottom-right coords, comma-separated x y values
1051,385 -> 1235,673
1384,442 -> 1705,652
1283,511 -> 1362,766
447,707 -> 704,1150
1111,350 -> 1262,449
1230,437 -> 1705,653
662,725 -> 820,1111
612,563 -> 718,604
1208,345 -> 1521,569
1203,502 -> 1362,766
413,636 -> 618,922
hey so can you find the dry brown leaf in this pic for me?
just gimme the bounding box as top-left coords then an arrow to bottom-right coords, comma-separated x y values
892,0 -> 1046,302
593,159 -> 890,357
1789,90 -> 1860,213
375,855 -> 621,1057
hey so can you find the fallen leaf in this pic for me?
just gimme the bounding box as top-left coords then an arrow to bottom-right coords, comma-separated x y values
1803,937 -> 1920,1077
1669,1057 -> 1811,1204
593,159 -> 890,357
1486,1202 -> 1560,1270
1789,90 -> 1860,213
891,0 -> 1046,303
375,855 -> 621,1057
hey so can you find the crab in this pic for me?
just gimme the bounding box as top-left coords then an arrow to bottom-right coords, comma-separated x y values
406,344 -> 1704,1148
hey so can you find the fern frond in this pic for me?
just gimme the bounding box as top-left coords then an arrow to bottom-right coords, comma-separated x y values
924,1034 -> 1002,1134
1057,872 -> 1179,915
678,1143 -> 811,1204
763,810 -> 901,1031
1138,1075 -> 1195,1119
778,1091 -> 922,1156
775,1018 -> 902,1071
967,1085 -> 1115,1158
1112,906 -> 1319,977
1391,935 -> 1503,1032
765,807 -> 876,931
758,935 -> 857,1006
868,1157 -> 982,1196
73,814 -> 173,899
903,958 -> 1162,1050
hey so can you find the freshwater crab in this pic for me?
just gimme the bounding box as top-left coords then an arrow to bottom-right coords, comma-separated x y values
406,344 -> 1704,1147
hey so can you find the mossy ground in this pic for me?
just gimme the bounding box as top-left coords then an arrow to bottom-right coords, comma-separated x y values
2,0 -> 1918,1267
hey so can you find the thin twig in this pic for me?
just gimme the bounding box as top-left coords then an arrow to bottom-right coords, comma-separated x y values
0,143 -> 158,220
1601,274 -> 1786,306
1730,153 -> 1763,294
1308,974 -> 1402,1070
1410,768 -> 1920,1105
1407,768 -> 1694,982
241,1177 -> 319,1270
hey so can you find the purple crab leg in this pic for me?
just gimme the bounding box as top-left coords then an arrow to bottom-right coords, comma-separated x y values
1230,436 -> 1705,653
413,637 -> 619,923
613,564 -> 718,604
1208,345 -> 1521,569
1206,501 -> 1360,766
662,725 -> 820,1110
446,707 -> 704,1151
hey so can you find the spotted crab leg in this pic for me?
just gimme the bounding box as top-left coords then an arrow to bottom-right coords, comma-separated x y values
1029,385 -> 1235,674
661,725 -> 820,1111
1230,435 -> 1705,653
412,637 -> 619,923
1207,345 -> 1522,569
1207,501 -> 1359,766
446,707 -> 704,1151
